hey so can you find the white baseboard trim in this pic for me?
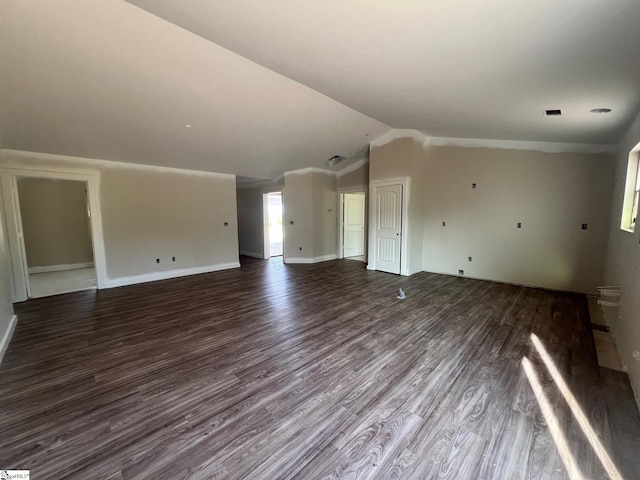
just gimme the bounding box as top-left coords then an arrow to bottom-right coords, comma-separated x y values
285,258 -> 314,264
29,262 -> 94,274
286,254 -> 337,264
0,315 -> 18,365
422,268 -> 589,294
103,262 -> 241,288
315,253 -> 337,263
239,251 -> 265,259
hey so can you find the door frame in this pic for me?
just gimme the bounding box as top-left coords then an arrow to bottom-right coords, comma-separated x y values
368,178 -> 410,276
338,188 -> 367,261
263,190 -> 283,259
0,166 -> 107,302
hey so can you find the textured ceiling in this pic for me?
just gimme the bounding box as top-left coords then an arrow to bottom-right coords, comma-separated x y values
2,1 -> 640,177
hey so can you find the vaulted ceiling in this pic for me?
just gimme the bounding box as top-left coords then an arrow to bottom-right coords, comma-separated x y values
1,1 -> 639,178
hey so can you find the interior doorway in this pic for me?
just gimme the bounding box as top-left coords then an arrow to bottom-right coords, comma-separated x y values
264,191 -> 283,258
16,177 -> 97,298
1,167 -> 106,302
340,191 -> 366,262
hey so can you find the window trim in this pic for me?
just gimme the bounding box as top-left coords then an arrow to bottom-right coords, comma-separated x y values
620,144 -> 640,233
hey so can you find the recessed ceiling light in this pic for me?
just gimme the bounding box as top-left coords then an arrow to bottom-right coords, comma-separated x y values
185,124 -> 192,128
590,108 -> 612,114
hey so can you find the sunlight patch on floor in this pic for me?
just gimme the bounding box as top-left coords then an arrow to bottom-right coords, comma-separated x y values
521,356 -> 583,480
529,333 -> 623,480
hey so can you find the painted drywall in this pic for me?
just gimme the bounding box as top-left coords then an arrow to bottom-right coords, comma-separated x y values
312,172 -> 338,258
338,162 -> 369,190
1,151 -> 239,285
369,137 -> 425,274
603,109 -> 640,407
236,179 -> 283,258
284,171 -> 314,260
17,177 -> 93,269
100,169 -> 237,279
421,146 -> 614,294
0,205 -> 16,362
284,169 -> 337,262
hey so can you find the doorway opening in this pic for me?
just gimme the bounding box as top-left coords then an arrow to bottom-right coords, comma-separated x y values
340,192 -> 366,262
16,177 -> 97,298
1,166 -> 106,302
264,192 -> 283,258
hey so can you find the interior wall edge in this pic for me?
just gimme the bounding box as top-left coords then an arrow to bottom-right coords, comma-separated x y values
0,314 -> 18,365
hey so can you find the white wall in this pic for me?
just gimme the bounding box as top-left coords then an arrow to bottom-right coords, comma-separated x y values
1,150 -> 239,287
422,146 -> 614,293
18,177 -> 94,269
603,110 -> 640,407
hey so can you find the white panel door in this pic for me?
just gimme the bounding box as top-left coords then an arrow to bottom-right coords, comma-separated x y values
344,193 -> 365,258
374,184 -> 402,274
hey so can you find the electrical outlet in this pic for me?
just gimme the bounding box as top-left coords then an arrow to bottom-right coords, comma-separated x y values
517,222 -> 522,229
224,222 -> 228,226
472,183 -> 477,189
156,258 -> 160,264
290,220 -> 294,225
458,269 -> 464,275
172,256 -> 176,262
468,257 -> 472,262
299,246 -> 302,251
581,224 -> 588,230
442,221 -> 446,226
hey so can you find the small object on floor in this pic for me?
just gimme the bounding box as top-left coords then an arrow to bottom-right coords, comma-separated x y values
397,288 -> 406,300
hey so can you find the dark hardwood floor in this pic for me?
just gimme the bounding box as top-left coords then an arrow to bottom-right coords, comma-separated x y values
1,257 -> 639,479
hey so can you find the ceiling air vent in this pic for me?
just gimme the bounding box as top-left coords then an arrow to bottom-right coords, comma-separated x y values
545,109 -> 562,116
326,155 -> 346,167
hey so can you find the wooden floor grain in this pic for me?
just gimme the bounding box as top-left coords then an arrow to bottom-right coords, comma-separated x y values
1,256 -> 639,479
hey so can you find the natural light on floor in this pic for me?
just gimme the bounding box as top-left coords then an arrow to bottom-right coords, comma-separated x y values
521,356 -> 583,480
523,334 -> 624,480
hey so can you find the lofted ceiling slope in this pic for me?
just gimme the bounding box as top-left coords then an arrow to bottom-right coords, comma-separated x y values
0,1 -> 389,178
2,1 -> 640,178
127,0 -> 640,145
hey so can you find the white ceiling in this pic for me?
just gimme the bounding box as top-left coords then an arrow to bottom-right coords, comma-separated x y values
2,1 -> 640,178
0,1 -> 389,178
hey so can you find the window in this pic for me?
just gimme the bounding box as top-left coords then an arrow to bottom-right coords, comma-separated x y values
621,144 -> 640,232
